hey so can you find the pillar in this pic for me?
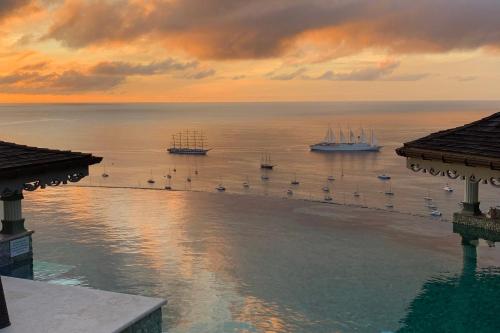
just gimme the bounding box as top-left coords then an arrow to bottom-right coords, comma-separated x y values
461,237 -> 478,279
0,192 -> 32,268
0,276 -> 10,329
462,178 -> 481,215
1,193 -> 26,235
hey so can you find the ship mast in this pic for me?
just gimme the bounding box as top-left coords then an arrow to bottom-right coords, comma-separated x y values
339,128 -> 346,144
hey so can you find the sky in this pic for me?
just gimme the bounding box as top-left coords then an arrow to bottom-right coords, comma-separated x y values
1,0 -> 500,103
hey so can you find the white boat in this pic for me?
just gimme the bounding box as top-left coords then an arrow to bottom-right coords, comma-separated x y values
430,210 -> 442,216
385,203 -> 394,208
443,184 -> 454,192
424,196 -> 433,201
286,189 -> 293,196
311,127 -> 381,152
378,174 -> 391,180
324,194 -> 333,201
327,175 -> 335,181
322,186 -> 330,192
426,203 -> 437,209
216,184 -> 226,192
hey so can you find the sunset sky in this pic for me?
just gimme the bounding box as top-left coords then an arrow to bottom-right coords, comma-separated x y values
1,0 -> 500,102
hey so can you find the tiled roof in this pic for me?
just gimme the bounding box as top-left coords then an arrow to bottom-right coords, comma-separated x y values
0,141 -> 102,178
396,112 -> 500,170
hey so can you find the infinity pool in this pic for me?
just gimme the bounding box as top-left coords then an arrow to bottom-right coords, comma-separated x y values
5,187 -> 500,332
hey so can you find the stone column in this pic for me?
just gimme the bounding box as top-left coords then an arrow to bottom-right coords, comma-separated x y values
462,178 -> 481,215
1,192 -> 26,235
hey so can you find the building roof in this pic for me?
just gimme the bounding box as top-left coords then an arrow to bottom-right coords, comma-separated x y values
0,141 -> 102,179
396,112 -> 500,170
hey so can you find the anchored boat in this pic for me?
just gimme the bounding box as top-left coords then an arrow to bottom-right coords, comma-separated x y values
167,130 -> 211,155
310,127 -> 381,152
260,153 -> 275,169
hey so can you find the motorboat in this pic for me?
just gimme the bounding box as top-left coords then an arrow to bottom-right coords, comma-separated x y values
430,210 -> 442,216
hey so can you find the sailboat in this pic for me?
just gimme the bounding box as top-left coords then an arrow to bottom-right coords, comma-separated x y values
260,153 -> 275,169
310,126 -> 381,152
166,168 -> 172,179
147,170 -> 155,184
286,189 -> 294,196
353,185 -> 360,197
291,173 -> 300,185
322,185 -> 330,192
384,182 -> 395,196
167,130 -> 211,155
243,177 -> 250,188
101,165 -> 109,178
164,178 -> 172,190
216,183 -> 226,192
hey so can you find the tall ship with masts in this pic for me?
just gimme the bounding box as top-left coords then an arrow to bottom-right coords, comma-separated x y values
310,127 -> 381,152
167,130 -> 211,155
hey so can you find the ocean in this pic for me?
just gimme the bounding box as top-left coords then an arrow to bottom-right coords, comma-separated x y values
2,101 -> 500,332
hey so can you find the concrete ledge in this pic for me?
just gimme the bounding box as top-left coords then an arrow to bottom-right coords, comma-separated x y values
1,277 -> 166,333
453,212 -> 500,233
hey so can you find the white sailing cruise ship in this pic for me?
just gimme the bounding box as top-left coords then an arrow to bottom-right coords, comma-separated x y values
310,127 -> 381,152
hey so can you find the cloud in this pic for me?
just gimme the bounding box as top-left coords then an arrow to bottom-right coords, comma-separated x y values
450,75 -> 477,82
41,0 -> 500,60
0,58 -> 214,94
182,69 -> 216,80
89,58 -> 198,76
268,68 -> 307,80
0,0 -> 33,21
0,70 -> 124,94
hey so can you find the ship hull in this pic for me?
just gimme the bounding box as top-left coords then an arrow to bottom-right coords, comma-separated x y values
310,143 -> 381,152
167,148 -> 210,155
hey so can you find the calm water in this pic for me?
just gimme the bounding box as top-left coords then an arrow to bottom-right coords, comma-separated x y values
1,101 -> 500,332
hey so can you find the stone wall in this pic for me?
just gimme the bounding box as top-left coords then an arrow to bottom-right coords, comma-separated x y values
453,213 -> 500,233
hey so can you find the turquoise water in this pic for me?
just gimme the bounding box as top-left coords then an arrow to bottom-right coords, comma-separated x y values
8,188 -> 500,332
1,101 -> 500,332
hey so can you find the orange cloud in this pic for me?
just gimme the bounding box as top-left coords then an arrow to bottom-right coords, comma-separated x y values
40,0 -> 500,60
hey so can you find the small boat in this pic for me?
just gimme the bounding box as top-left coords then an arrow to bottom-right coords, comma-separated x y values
426,203 -> 437,209
243,181 -> 250,188
260,153 -> 275,169
443,184 -> 454,192
430,210 -> 442,217
187,177 -> 191,183
173,168 -> 177,172
164,185 -> 172,190
385,203 -> 394,208
378,174 -> 391,180
147,169 -> 155,184
194,169 -> 199,175
216,184 -> 226,192
261,175 -> 269,181
324,194 -> 333,201
424,196 -> 433,201
286,189 -> 293,196
384,183 -> 394,196
322,185 -> 330,192
353,191 -> 360,197
291,174 -> 300,185
327,175 -> 335,181
101,165 -> 109,178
